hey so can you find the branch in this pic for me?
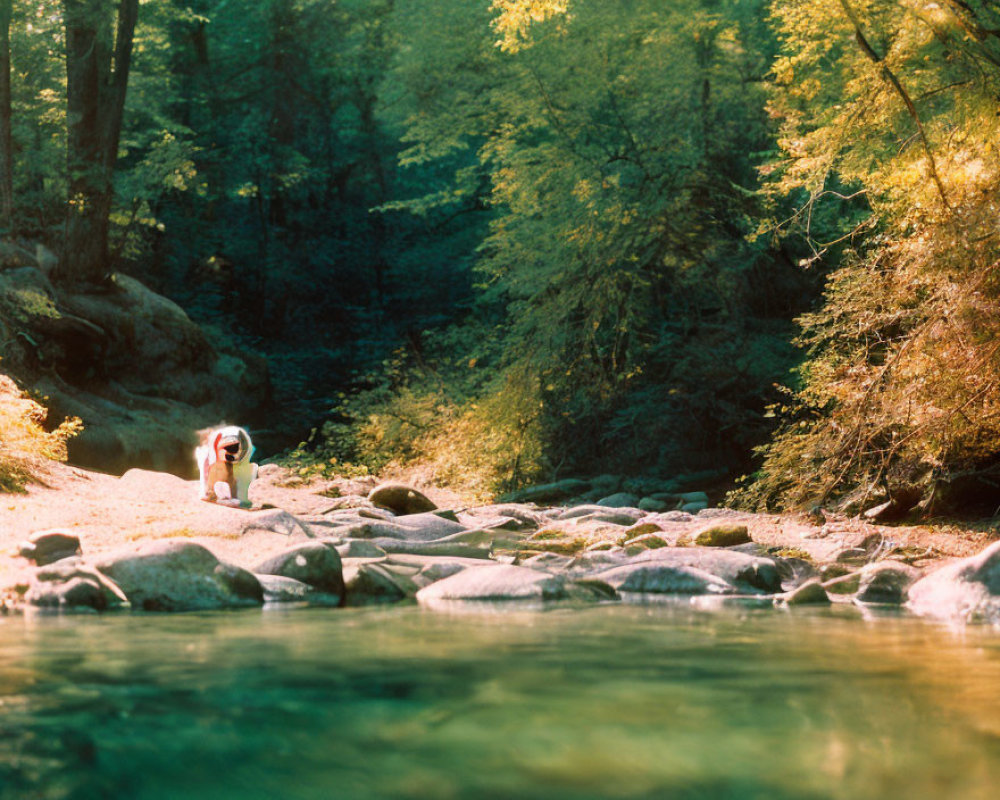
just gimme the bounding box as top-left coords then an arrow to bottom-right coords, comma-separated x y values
837,0 -> 952,213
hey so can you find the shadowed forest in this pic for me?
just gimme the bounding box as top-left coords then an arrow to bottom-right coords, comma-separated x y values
2,0 -> 1000,514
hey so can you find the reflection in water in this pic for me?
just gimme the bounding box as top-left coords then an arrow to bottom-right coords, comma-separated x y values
2,602 -> 1000,799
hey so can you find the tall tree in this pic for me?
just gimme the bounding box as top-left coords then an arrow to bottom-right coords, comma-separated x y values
0,0 -> 12,233
58,0 -> 139,283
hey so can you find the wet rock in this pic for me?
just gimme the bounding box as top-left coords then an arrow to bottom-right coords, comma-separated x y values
416,564 -> 596,604
344,563 -> 416,605
335,540 -> 388,559
596,492 -> 641,508
907,541 -> 1000,621
257,574 -> 317,603
367,482 -> 437,515
33,560 -> 129,610
772,556 -> 818,590
823,571 -> 862,595
27,577 -> 108,611
593,563 -> 734,595
692,524 -> 750,548
98,539 -> 263,611
631,547 -> 782,593
18,530 -> 82,566
855,562 -> 921,605
778,578 -> 830,606
254,542 -> 344,599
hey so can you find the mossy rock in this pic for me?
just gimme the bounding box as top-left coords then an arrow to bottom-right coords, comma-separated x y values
621,533 -> 668,551
623,522 -> 663,538
693,524 -> 750,548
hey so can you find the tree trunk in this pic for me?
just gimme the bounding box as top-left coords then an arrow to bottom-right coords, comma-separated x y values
59,0 -> 139,284
0,0 -> 13,234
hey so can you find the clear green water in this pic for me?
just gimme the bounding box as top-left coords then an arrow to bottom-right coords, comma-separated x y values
2,601 -> 1000,800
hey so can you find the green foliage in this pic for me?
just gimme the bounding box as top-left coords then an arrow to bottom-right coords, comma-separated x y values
737,0 -> 1000,511
0,378 -> 81,493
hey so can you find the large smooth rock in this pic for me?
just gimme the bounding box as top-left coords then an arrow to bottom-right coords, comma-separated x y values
254,542 -> 344,600
629,547 -> 782,593
367,483 -> 437,515
18,530 -> 82,566
855,562 -> 921,605
907,541 -> 1000,621
97,539 -> 263,611
592,563 -> 734,595
416,564 -> 588,603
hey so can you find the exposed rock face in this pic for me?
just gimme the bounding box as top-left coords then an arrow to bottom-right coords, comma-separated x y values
253,542 -> 344,600
97,539 -> 263,611
0,265 -> 269,476
907,542 -> 1000,621
367,483 -> 437,515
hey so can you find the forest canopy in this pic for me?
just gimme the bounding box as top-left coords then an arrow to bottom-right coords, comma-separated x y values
2,0 -> 1000,512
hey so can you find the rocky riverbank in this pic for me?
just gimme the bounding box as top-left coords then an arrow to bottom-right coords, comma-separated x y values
2,463 -> 999,622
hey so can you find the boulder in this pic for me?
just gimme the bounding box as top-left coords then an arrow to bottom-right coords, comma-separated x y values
97,539 -> 263,611
907,541 -> 1000,621
416,564 -> 597,604
27,577 -> 107,611
855,562 -> 921,605
18,530 -> 82,566
368,483 -> 437,515
777,578 -> 830,606
253,542 -> 344,600
592,563 -> 734,595
344,563 -> 417,605
596,492 -> 641,508
630,547 -> 783,593
692,524 -> 750,548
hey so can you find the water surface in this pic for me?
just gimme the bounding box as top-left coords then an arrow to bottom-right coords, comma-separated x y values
2,602 -> 1000,799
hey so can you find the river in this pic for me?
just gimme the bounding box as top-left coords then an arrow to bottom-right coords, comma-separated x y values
2,601 -> 999,799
